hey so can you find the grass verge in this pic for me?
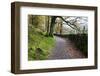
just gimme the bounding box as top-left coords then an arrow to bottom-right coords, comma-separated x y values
28,26 -> 55,60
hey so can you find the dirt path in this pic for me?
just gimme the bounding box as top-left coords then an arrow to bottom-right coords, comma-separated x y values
48,36 -> 86,60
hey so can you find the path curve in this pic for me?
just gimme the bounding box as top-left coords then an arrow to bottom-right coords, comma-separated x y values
48,36 -> 86,60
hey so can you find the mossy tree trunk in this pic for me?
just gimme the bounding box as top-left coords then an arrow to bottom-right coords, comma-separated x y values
45,16 -> 51,36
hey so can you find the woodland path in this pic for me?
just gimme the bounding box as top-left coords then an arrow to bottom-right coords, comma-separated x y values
48,36 -> 86,60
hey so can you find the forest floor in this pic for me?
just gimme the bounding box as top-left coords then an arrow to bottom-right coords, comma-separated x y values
48,36 -> 86,60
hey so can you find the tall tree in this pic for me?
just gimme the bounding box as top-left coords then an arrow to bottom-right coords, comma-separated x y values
45,16 -> 51,36
49,16 -> 57,36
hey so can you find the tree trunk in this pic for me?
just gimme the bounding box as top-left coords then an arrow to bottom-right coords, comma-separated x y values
49,16 -> 57,36
60,22 -> 63,35
46,16 -> 50,36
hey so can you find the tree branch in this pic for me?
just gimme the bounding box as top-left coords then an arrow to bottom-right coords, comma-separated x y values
57,16 -> 80,32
